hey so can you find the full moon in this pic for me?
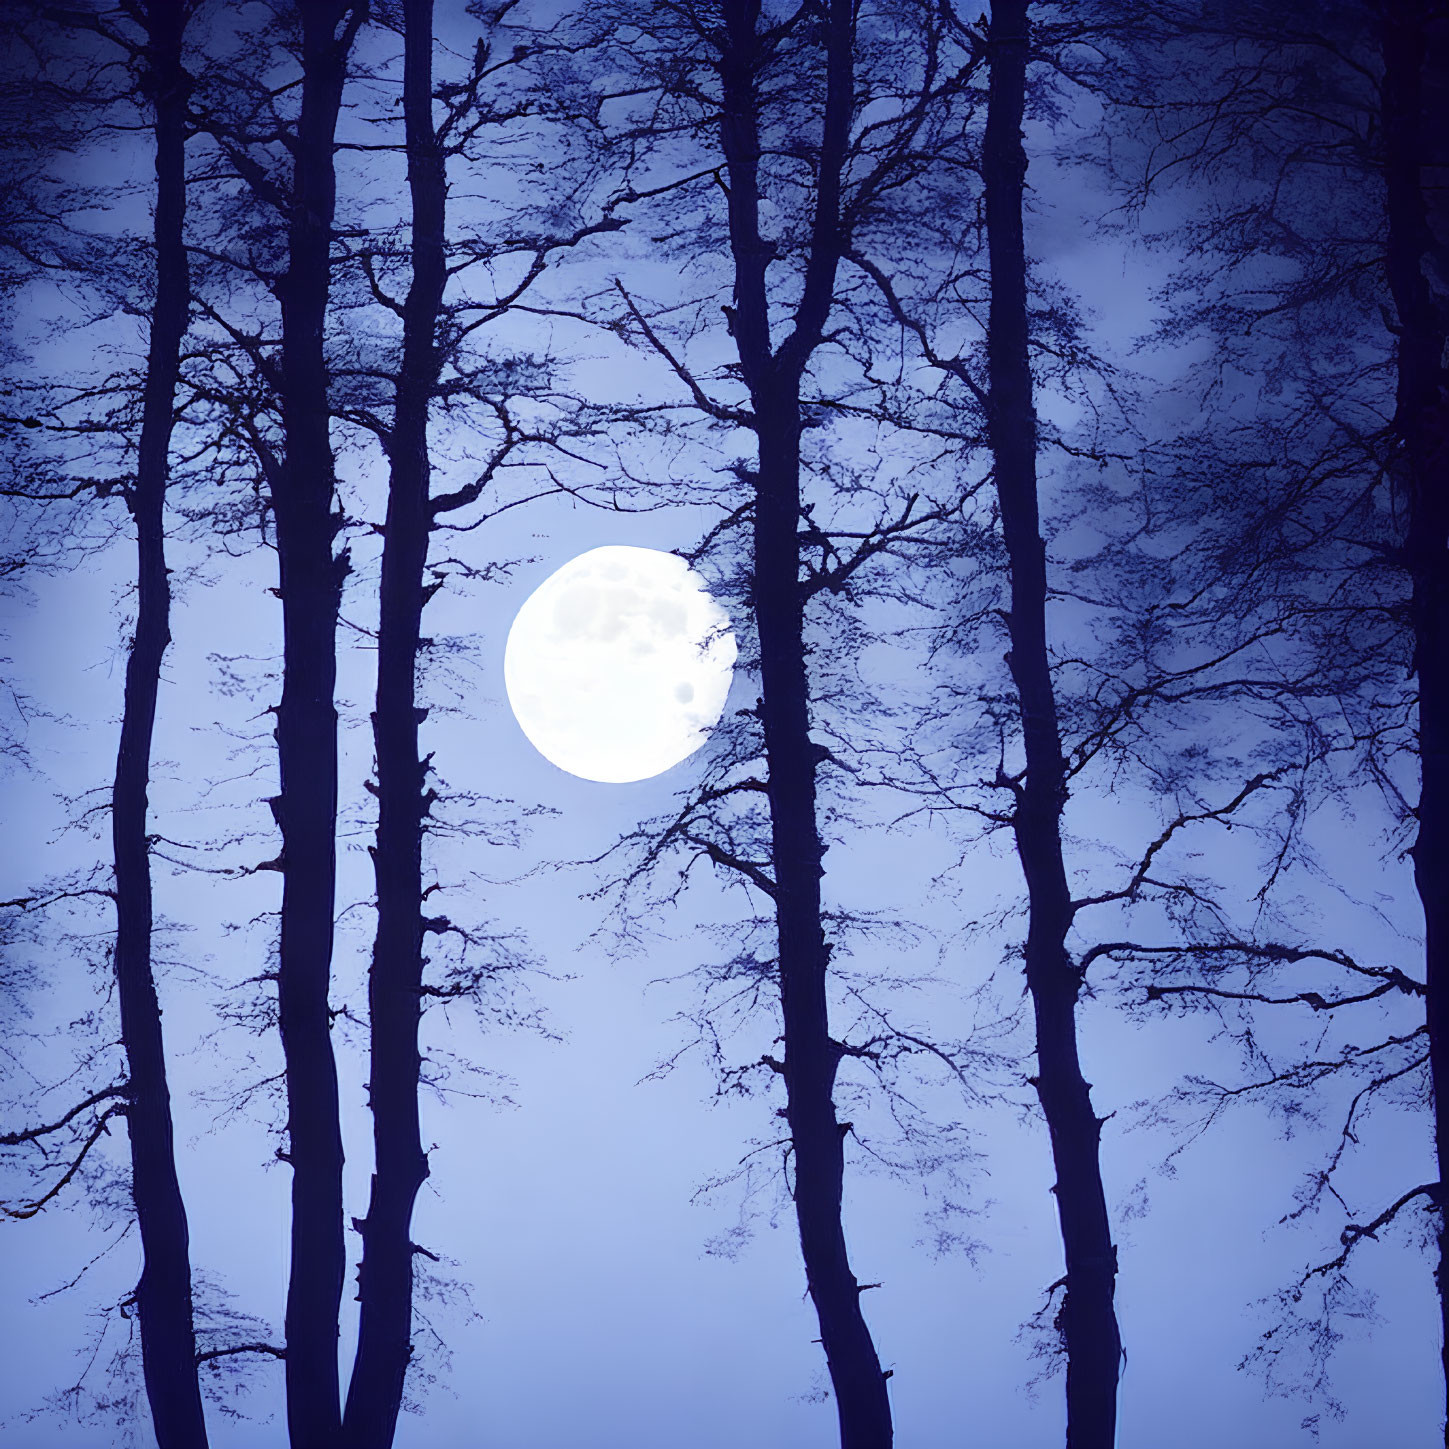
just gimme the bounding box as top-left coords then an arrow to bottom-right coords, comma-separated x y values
503,545 -> 738,784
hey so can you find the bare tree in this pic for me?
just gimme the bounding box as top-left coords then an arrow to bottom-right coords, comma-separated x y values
839,5 -> 1134,1436
1062,0 -> 1449,1428
339,1 -> 445,1438
332,6 -> 630,1433
980,5 -> 1121,1440
180,2 -> 632,1432
107,4 -> 210,1443
268,8 -> 366,1440
189,3 -> 368,1439
1,3 -> 210,1443
1384,3 -> 1449,1426
570,4 -> 991,1443
718,7 -> 896,1441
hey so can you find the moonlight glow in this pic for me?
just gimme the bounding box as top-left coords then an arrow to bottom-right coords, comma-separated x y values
504,545 -> 737,784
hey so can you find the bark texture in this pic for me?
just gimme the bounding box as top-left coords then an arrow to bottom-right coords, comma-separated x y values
1381,2 -> 1449,1438
341,0 -> 443,1440
111,5 -> 207,1445
273,7 -> 362,1445
719,3 -> 893,1445
982,5 -> 1121,1445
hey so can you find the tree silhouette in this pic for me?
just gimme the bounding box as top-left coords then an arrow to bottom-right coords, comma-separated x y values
189,3 -> 367,1438
341,0 -> 447,1438
571,4 -> 991,1444
1082,0 -> 1448,1428
980,5 -> 1122,1441
107,4 -> 209,1442
1,2 -> 210,1441
1384,4 -> 1449,1424
269,9 -> 363,1438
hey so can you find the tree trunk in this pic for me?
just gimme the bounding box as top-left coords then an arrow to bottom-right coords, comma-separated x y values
982,5 -> 1121,1445
756,398 -> 893,1449
1381,2 -> 1449,1439
273,7 -> 361,1445
111,6 -> 208,1446
719,3 -> 893,1444
341,0 -> 443,1441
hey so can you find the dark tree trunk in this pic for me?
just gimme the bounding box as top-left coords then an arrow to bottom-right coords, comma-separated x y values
1381,2 -> 1449,1438
982,5 -> 1121,1445
755,400 -> 893,1449
719,4 -> 893,1445
341,0 -> 443,1441
111,6 -> 207,1446
273,7 -> 362,1445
